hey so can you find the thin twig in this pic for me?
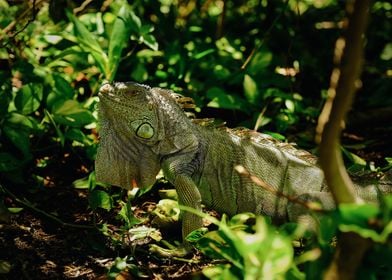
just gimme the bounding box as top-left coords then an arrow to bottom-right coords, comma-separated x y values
0,183 -> 94,230
73,0 -> 94,15
234,165 -> 324,212
0,0 -> 45,46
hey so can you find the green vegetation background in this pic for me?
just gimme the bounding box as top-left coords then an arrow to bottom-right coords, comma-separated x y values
0,0 -> 391,279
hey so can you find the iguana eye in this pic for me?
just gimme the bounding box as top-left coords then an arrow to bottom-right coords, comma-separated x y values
131,120 -> 154,139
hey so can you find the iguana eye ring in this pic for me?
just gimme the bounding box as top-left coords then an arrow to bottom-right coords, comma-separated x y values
131,120 -> 154,139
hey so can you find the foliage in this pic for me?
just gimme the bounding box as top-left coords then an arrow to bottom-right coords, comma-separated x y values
187,213 -> 300,280
0,0 -> 391,278
178,196 -> 392,280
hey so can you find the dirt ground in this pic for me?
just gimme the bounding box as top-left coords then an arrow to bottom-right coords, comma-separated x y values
0,184 -> 210,279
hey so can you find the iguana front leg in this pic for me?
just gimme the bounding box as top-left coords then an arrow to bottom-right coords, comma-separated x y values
149,174 -> 202,258
174,174 -> 203,241
150,152 -> 203,257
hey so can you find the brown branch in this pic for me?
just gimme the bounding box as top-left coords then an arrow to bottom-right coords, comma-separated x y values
0,0 -> 45,45
315,0 -> 373,279
235,165 -> 325,212
215,0 -> 226,39
316,0 -> 370,204
73,0 -> 94,15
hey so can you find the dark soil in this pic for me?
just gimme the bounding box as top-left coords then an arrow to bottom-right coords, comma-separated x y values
0,184 -> 209,279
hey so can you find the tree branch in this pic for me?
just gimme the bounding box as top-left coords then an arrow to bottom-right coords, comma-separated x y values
315,0 -> 373,278
316,0 -> 370,204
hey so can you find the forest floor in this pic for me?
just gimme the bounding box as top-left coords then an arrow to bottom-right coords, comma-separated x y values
0,183 -> 211,280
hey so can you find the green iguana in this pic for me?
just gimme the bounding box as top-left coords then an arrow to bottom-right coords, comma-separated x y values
95,82 -> 391,252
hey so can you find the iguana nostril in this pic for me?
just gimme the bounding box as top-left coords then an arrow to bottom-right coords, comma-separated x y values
99,83 -> 112,94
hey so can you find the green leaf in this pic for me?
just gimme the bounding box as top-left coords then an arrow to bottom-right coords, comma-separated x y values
14,83 -> 43,115
243,74 -> 259,104
64,128 -> 91,145
203,264 -> 236,280
0,88 -> 11,118
337,203 -> 392,243
128,10 -> 142,33
141,33 -> 158,51
88,190 -> 112,211
193,49 -> 215,60
285,99 -> 295,112
117,201 -> 141,228
2,125 -> 31,158
186,228 -> 209,243
52,100 -> 95,127
384,157 -> 392,170
7,207 -> 23,214
51,98 -> 85,112
5,112 -> 39,131
248,47 -> 273,74
338,203 -> 379,227
46,73 -> 75,108
108,5 -> 133,81
67,11 -> 109,76
53,73 -> 74,98
73,176 -> 90,189
342,147 -> 367,173
381,43 -> 392,60
0,153 -> 22,172
207,87 -> 248,112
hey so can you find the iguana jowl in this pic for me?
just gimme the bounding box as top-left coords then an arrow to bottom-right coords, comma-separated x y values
96,82 -> 391,242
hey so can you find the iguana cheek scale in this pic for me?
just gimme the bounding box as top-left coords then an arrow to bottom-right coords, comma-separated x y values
95,82 -> 392,253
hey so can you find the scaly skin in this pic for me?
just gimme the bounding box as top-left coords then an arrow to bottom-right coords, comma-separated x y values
96,82 -> 392,255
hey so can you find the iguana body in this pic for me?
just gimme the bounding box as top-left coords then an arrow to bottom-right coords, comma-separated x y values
96,82 -> 392,242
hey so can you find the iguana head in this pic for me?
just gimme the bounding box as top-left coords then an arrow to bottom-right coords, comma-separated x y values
95,82 -> 162,189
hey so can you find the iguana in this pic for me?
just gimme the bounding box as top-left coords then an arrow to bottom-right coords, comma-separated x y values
95,81 -> 391,253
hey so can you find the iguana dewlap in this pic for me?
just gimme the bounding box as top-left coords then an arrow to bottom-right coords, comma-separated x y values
95,82 -> 392,242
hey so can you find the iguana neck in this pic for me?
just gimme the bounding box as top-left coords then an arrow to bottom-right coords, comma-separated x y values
150,87 -> 200,157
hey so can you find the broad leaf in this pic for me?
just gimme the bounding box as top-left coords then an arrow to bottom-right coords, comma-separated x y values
248,47 -> 273,75
2,125 -> 31,158
67,11 -> 109,76
0,153 -> 22,172
88,190 -> 113,211
117,201 -> 141,228
5,112 -> 39,131
141,33 -> 158,51
64,128 -> 91,145
14,83 -> 43,115
207,87 -> 248,112
108,5 -> 133,81
52,100 -> 95,127
243,74 -> 259,104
